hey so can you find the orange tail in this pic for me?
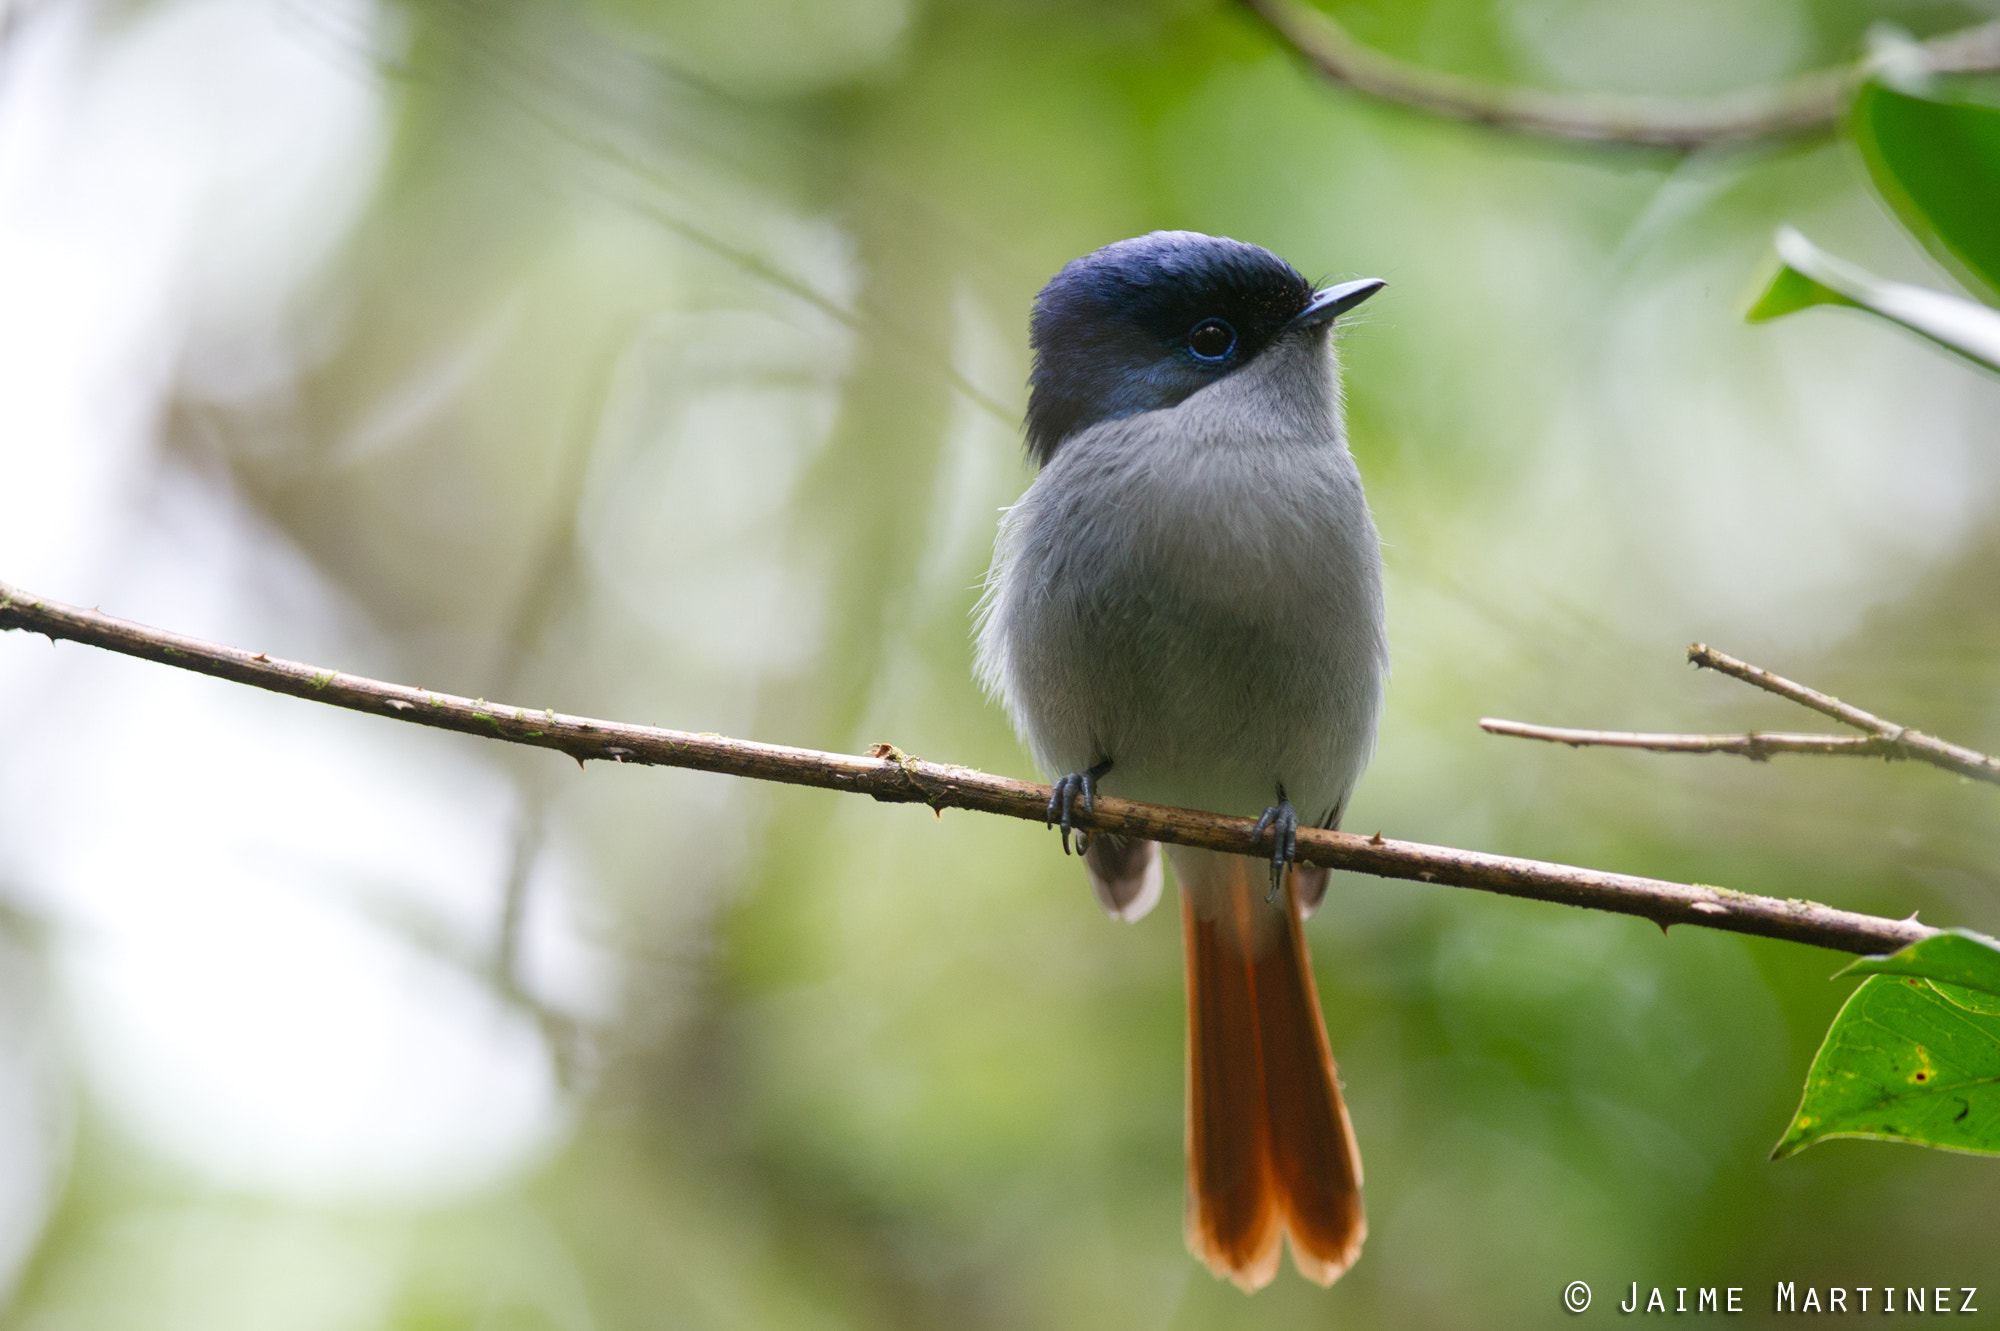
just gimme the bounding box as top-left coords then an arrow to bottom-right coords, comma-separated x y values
1176,846 -> 1364,1292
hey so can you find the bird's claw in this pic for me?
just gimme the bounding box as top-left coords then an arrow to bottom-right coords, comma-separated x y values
1047,760 -> 1111,856
1047,771 -> 1094,856
1252,794 -> 1298,902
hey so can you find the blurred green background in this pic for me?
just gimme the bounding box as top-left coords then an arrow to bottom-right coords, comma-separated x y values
2,0 -> 2000,1326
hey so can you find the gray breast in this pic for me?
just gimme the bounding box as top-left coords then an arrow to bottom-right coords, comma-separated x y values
979,340 -> 1387,825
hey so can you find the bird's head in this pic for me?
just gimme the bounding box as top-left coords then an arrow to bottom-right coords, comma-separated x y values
1023,231 -> 1382,465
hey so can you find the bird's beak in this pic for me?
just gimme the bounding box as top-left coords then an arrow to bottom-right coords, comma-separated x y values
1286,277 -> 1386,332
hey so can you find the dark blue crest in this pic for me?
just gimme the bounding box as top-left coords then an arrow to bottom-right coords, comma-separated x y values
1023,232 -> 1315,465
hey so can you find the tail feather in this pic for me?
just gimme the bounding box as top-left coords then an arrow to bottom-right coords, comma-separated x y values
1259,880 -> 1365,1280
1174,847 -> 1363,1291
1184,884 -> 1284,1287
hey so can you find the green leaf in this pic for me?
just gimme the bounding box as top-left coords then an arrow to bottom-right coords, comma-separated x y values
1839,928 -> 2000,997
1745,227 -> 2000,375
1852,75 -> 2000,302
1773,973 -> 2000,1159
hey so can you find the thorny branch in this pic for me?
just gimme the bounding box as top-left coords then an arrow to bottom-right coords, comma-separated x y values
0,581 -> 1944,956
1482,642 -> 2000,788
1235,0 -> 2000,149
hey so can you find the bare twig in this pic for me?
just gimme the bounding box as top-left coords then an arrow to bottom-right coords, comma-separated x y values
1481,643 -> 2000,788
1689,643 -> 2000,785
1478,720 -> 1901,761
1687,643 -> 1894,731
0,581 -> 1942,955
1236,0 -> 2000,149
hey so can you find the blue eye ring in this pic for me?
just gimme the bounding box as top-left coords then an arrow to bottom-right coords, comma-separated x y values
1187,318 -> 1236,361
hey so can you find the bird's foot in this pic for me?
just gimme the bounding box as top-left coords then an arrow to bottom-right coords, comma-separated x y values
1252,790 -> 1298,902
1047,759 -> 1112,855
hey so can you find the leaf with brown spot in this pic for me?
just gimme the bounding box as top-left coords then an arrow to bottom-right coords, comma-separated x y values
1774,973 -> 2000,1159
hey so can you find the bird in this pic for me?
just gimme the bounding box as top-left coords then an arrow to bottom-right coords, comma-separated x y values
975,231 -> 1387,1291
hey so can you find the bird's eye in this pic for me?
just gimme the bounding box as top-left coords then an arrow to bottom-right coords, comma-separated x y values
1188,318 -> 1236,361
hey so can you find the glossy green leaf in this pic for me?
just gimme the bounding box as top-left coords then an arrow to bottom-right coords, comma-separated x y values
1853,75 -> 2000,301
1745,228 -> 2000,375
1773,974 -> 2000,1159
1839,929 -> 2000,997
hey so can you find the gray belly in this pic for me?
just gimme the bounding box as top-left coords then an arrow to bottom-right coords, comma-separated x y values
997,464 -> 1385,824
